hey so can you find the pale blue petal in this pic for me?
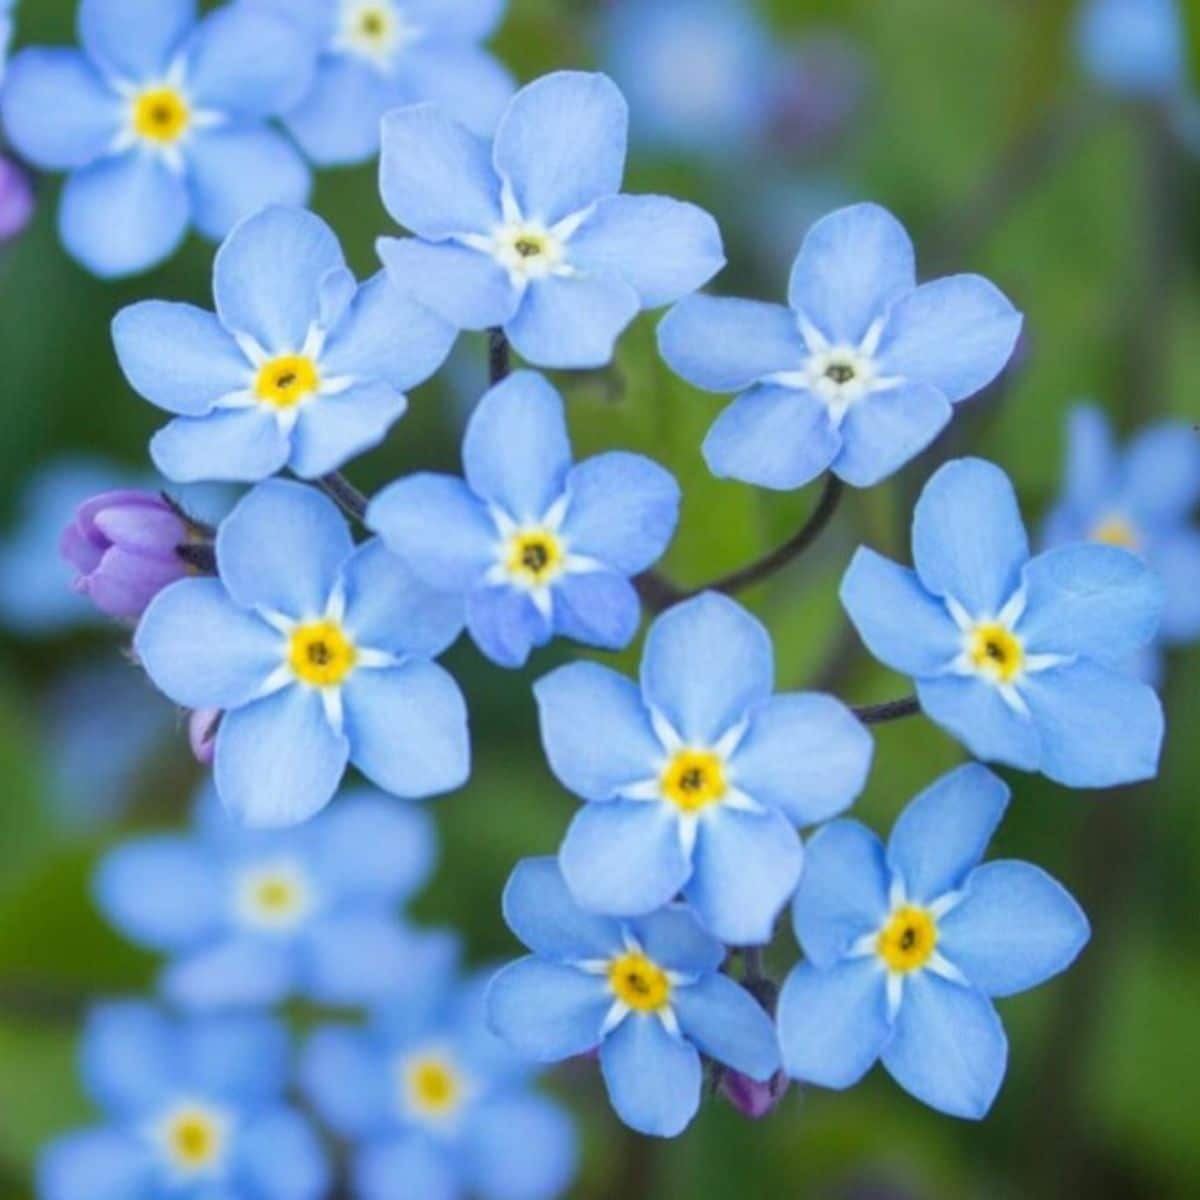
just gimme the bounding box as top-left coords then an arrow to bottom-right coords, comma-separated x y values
81,1003 -> 174,1114
299,1027 -> 391,1139
673,974 -> 780,1079
1157,529 -> 1200,641
788,203 -> 916,345
626,906 -> 725,977
235,1108 -> 330,1200
777,960 -> 889,1088
551,570 -> 641,651
179,1012 -> 288,1104
79,0 -> 193,80
397,42 -> 515,137
599,1014 -> 701,1138
356,1136 -> 458,1200
466,584 -> 549,667
37,1129 -> 153,1200
162,936 -> 295,1009
834,381 -> 952,488
283,55 -> 395,166
150,409 -> 291,484
501,856 -> 623,960
288,382 -> 406,479
1124,420 -> 1200,522
1063,405 -> 1117,512
1077,0 -> 1185,96
463,1094 -> 577,1200
916,675 -> 1041,771
404,0 -> 506,38
486,958 -> 610,1061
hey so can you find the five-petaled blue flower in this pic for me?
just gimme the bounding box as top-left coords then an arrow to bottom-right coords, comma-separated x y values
301,964 -> 578,1200
248,0 -> 513,165
658,202 -> 1023,491
135,480 -> 470,826
778,764 -> 1090,1119
534,592 -> 874,944
112,205 -> 455,484
1,0 -> 318,277
487,857 -> 781,1138
377,70 -> 726,368
842,457 -> 1165,788
38,1003 -> 328,1200
94,781 -> 455,1010
1076,0 -> 1187,98
369,370 -> 680,669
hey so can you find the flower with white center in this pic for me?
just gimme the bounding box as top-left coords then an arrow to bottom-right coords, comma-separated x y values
150,1100 -> 232,1179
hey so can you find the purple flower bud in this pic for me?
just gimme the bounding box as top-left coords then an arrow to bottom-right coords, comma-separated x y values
0,155 -> 35,245
720,1067 -> 790,1119
188,708 -> 221,766
60,490 -> 192,620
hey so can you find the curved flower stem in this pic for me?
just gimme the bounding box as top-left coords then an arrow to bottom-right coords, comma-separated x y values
488,327 -> 511,385
317,472 -> 370,524
852,695 -> 920,725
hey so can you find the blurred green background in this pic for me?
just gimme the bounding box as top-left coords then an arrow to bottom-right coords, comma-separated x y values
1,0 -> 1198,1196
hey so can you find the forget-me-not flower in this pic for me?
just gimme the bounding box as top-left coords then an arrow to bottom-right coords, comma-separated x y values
1076,0 -> 1187,98
369,370 -> 680,669
534,592 -> 873,944
487,857 -> 780,1137
377,70 -> 726,368
842,457 -> 1165,788
1,0 -> 318,277
778,764 -> 1089,1119
658,203 -> 1023,490
38,1003 -> 328,1200
135,480 -> 470,826
113,206 -> 455,484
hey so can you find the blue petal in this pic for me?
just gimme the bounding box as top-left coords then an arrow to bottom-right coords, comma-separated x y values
730,693 -> 873,826
777,960 -> 889,1088
150,409 -> 291,484
599,1014 -> 701,1137
673,974 -> 780,1079
684,807 -> 803,945
162,936 -> 295,1010
81,1003 -> 174,1114
840,548 -> 961,676
551,570 -> 641,651
179,1012 -> 289,1105
134,577 -> 280,709
59,154 -> 189,278
788,203 -> 916,345
1062,405 -> 1117,513
343,663 -> 470,798
881,974 -> 1007,1119
466,584 -> 548,667
288,382 -> 406,479
299,1026 -> 390,1139
1124,420 -> 1200,522
216,479 -> 352,617
404,0 -> 507,38
534,662 -> 660,801
493,72 -> 628,224
626,905 -> 725,977
234,1108 -> 330,1200
570,195 -> 725,308
215,685 -> 350,826
702,385 -> 841,491
379,103 -> 502,238
283,55 -> 395,167
78,0 -> 193,80
37,1129 -> 153,1200
912,458 -> 1029,616
560,452 -> 680,574
462,1094 -> 578,1200
396,42 -> 515,138
1021,660 -> 1164,788
486,958 -> 610,1061
501,856 -> 624,961
791,820 -> 889,968
640,591 -> 773,744
356,1136 -> 458,1200
886,764 -> 1009,904
658,295 -> 807,393
940,861 -> 1090,998
1076,0 -> 1185,96
1157,529 -> 1200,641
834,381 -> 952,488
917,674 -> 1040,769
559,801 -> 690,917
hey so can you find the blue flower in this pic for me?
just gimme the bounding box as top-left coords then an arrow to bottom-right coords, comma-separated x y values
301,966 -> 578,1200
777,764 -> 1090,1119
1076,0 -> 1186,98
0,0 -> 319,278
113,206 -> 455,484
658,202 -> 1023,491
377,70 -> 726,368
0,0 -> 15,83
368,370 -> 680,669
135,479 -> 470,826
534,592 -> 873,944
841,457 -> 1166,788
249,0 -> 513,165
38,1003 -> 328,1199
95,781 -> 455,1010
487,857 -> 780,1137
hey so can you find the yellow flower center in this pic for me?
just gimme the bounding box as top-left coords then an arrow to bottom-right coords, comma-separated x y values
967,622 -> 1024,683
160,1107 -> 226,1173
132,87 -> 191,144
877,905 -> 938,973
1090,515 -> 1140,552
255,355 -> 321,410
660,749 -> 727,813
403,1055 -> 463,1119
237,864 -> 311,930
288,620 -> 358,687
505,530 -> 564,586
608,951 -> 672,1012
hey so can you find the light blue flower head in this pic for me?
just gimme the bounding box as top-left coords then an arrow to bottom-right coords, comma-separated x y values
134,480 -> 471,826
534,591 -> 874,944
1076,0 -> 1187,98
0,0 -> 320,277
487,857 -> 781,1138
778,764 -> 1090,1119
376,70 -> 726,368
841,457 -> 1166,788
38,1003 -> 328,1199
658,202 -> 1023,491
369,370 -> 681,668
112,206 -> 455,484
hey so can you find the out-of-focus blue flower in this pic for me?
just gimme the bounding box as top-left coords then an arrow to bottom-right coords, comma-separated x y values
369,370 -> 680,669
534,592 -> 873,944
302,964 -> 578,1200
487,857 -> 780,1137
377,71 -> 725,368
135,480 -> 470,826
114,206 -> 454,484
95,781 -> 453,1010
249,0 -> 513,165
0,153 -> 35,242
767,34 -> 868,155
38,1003 -> 329,1200
778,764 -> 1089,1119
1,0 -> 318,277
842,457 -> 1165,788
659,203 -> 1022,491
1076,0 -> 1186,98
